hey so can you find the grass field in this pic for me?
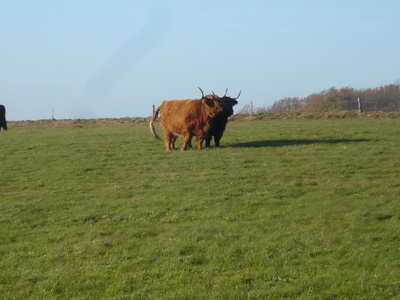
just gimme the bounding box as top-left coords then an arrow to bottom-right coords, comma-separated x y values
1,116 -> 400,299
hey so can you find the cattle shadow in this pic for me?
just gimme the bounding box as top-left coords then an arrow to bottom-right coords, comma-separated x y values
229,138 -> 370,148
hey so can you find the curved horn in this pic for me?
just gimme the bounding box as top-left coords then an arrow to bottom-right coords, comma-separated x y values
221,88 -> 228,98
212,91 -> 216,95
198,87 -> 205,98
233,90 -> 241,100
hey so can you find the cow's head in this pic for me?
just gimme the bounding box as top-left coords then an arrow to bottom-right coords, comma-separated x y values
212,89 -> 240,117
198,87 -> 225,116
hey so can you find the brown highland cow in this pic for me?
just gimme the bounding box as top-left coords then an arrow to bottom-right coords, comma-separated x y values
149,88 -> 224,151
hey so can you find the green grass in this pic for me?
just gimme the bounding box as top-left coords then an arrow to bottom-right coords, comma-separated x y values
1,117 -> 400,299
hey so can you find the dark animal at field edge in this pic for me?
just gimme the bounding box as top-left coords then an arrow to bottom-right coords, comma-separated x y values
205,89 -> 240,147
0,105 -> 7,131
149,88 -> 225,151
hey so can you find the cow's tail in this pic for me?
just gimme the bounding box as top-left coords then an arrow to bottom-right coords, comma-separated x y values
149,106 -> 161,140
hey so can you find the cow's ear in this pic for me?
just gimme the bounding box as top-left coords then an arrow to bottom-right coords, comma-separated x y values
202,98 -> 215,107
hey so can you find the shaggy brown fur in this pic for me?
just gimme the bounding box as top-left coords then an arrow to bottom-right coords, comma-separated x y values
150,97 -> 223,151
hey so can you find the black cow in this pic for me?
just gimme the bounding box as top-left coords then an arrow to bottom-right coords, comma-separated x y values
0,105 -> 7,131
205,90 -> 240,147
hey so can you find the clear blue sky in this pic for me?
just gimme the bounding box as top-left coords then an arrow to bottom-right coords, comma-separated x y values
1,0 -> 399,121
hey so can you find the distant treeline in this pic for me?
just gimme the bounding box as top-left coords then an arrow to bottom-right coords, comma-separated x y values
241,82 -> 400,113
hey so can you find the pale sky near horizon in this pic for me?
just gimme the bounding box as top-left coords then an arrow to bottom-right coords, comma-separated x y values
1,0 -> 399,121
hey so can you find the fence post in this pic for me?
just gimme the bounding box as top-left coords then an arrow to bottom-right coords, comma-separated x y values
152,105 -> 155,116
357,97 -> 362,114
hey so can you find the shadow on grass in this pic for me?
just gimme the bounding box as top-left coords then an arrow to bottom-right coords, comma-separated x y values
230,139 -> 370,148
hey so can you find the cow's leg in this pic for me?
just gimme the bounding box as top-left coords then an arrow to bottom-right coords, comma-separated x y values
196,136 -> 204,150
170,135 -> 178,150
165,139 -> 171,151
187,138 -> 192,149
181,134 -> 192,151
205,133 -> 212,148
0,118 -> 6,131
164,132 -> 174,151
214,131 -> 223,147
214,135 -> 221,147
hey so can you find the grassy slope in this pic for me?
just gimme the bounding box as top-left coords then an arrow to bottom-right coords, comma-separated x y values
1,117 -> 399,299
